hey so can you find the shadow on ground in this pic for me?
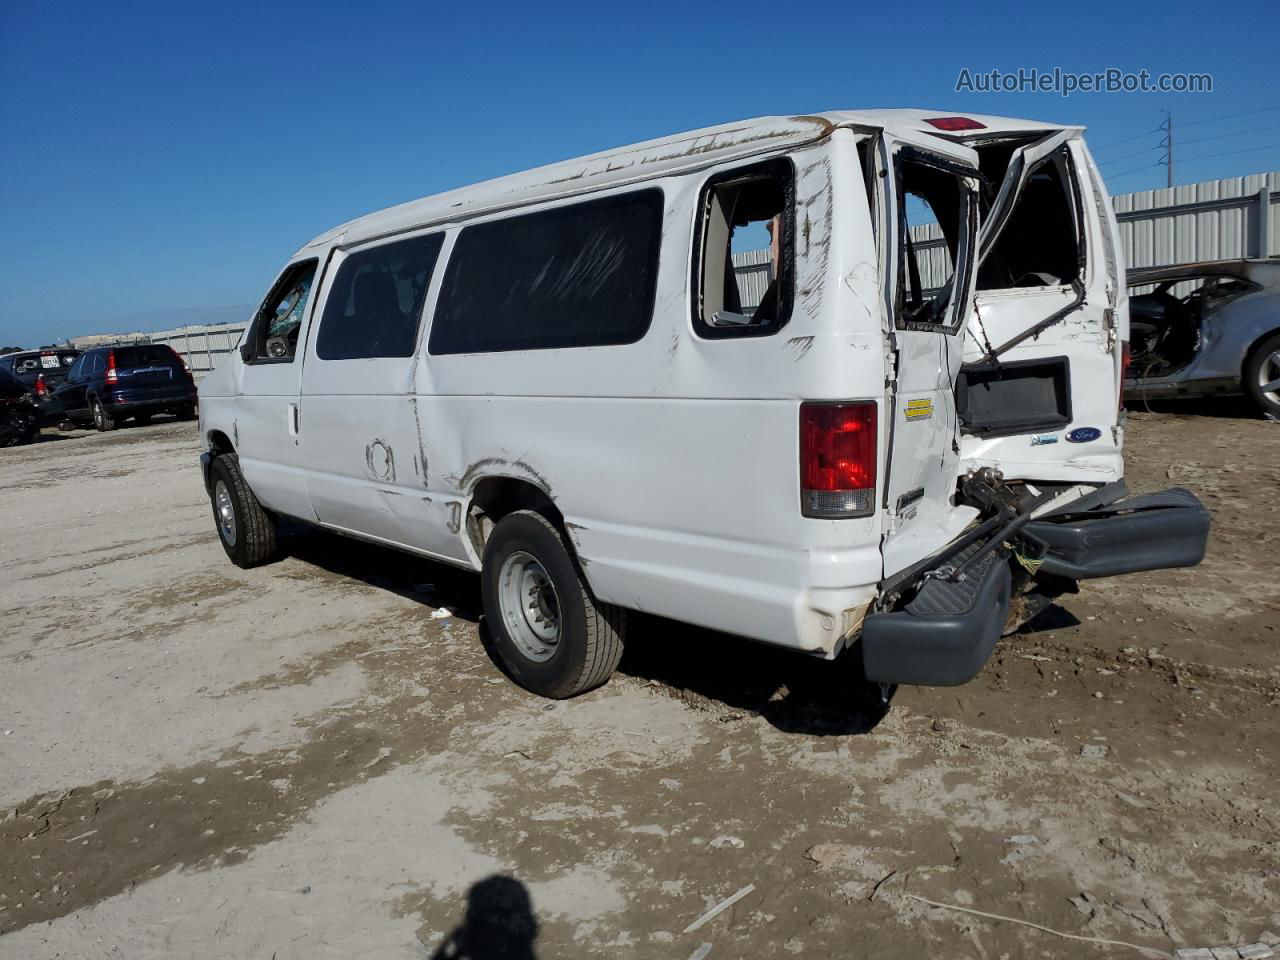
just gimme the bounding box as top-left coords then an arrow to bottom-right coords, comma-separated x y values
427,874 -> 539,960
276,524 -> 891,736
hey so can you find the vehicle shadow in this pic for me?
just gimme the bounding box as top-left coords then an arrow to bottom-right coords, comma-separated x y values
276,523 -> 889,736
618,613 -> 892,736
429,874 -> 539,960
277,522 -> 483,622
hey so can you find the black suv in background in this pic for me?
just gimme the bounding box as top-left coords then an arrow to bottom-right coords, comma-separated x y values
52,345 -> 197,431
0,349 -> 81,425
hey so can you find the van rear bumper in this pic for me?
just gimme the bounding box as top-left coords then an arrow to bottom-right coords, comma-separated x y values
1025,486 -> 1210,579
861,543 -> 1013,687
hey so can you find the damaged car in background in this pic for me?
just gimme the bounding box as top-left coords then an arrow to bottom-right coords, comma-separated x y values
1125,258 -> 1280,418
198,110 -> 1211,701
0,367 -> 41,446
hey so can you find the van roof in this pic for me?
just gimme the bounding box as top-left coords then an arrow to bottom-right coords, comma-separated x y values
299,110 -> 1077,253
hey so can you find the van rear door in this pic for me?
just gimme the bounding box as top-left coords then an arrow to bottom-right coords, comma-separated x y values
874,130 -> 983,576
957,131 -> 1125,484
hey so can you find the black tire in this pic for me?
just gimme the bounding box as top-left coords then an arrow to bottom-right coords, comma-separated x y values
209,452 -> 278,567
1242,331 -> 1280,419
481,509 -> 625,699
132,412 -> 152,426
176,404 -> 197,421
90,396 -> 116,432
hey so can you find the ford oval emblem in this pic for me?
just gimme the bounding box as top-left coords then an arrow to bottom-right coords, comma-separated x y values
1067,427 -> 1102,443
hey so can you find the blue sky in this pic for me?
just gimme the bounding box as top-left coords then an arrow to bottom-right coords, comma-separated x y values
1,0 -> 1275,347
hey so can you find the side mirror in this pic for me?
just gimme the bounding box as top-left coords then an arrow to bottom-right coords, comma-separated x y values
240,343 -> 253,363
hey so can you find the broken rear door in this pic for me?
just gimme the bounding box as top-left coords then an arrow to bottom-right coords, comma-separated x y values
958,133 -> 1124,484
876,131 -> 982,576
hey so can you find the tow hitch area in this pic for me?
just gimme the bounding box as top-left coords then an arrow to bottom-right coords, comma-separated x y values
862,468 -> 1035,687
1025,486 -> 1211,579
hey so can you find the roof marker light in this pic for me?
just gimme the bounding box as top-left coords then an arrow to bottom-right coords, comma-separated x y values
924,116 -> 987,131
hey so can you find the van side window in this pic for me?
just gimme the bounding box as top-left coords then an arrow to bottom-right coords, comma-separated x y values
694,159 -> 793,338
246,260 -> 318,362
428,189 -> 663,355
318,235 -> 444,360
897,156 -> 973,329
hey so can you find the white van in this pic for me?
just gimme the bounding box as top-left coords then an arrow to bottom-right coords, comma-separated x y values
198,110 -> 1210,699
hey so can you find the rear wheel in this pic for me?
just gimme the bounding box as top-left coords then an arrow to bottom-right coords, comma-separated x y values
480,510 -> 625,698
209,452 -> 278,567
176,404 -> 196,421
90,396 -> 116,432
1243,331 -> 1280,419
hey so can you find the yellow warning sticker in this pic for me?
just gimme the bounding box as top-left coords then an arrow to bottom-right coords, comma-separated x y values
903,398 -> 934,421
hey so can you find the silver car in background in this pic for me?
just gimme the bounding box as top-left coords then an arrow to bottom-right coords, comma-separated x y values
1126,258 -> 1280,418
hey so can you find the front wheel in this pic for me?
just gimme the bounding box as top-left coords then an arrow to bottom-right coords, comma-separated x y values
90,396 -> 116,432
1243,331 -> 1280,419
176,404 -> 197,421
481,510 -> 625,699
208,452 -> 278,567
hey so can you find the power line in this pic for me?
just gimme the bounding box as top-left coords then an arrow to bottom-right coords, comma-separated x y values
1098,143 -> 1162,167
1092,106 -> 1279,154
1177,121 -> 1280,148
1176,104 -> 1280,130
1104,141 -> 1280,184
1092,127 -> 1162,152
1177,142 -> 1280,164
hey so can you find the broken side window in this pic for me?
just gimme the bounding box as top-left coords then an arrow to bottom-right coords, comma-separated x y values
896,156 -> 970,329
695,158 -> 794,338
245,260 -> 319,363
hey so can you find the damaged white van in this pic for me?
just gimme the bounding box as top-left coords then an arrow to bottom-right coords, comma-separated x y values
199,110 -> 1210,698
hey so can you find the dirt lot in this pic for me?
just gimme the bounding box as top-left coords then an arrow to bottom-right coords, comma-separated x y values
1,408 -> 1277,959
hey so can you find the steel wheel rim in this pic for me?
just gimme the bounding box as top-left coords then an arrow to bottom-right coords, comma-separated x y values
214,480 -> 237,547
497,550 -> 560,662
92,400 -> 103,428
1259,349 -> 1280,402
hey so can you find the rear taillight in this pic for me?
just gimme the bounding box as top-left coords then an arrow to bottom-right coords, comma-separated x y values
1119,341 -> 1131,411
800,401 -> 877,519
104,350 -> 118,385
34,375 -> 48,397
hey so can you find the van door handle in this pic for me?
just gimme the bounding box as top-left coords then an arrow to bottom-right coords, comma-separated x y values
287,403 -> 299,437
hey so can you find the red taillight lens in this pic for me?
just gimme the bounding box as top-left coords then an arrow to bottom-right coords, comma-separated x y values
34,375 -> 48,397
104,350 -> 118,385
800,401 -> 877,519
1119,340 -> 1131,411
923,116 -> 987,131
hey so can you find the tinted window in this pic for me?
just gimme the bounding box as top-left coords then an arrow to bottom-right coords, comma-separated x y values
318,235 -> 443,360
114,345 -> 181,368
429,189 -> 663,355
66,355 -> 86,381
90,353 -> 105,375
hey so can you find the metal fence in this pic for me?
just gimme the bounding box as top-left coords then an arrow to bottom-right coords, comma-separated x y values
70,170 -> 1279,380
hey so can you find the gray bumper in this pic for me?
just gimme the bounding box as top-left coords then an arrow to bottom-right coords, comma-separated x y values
862,543 -> 1013,687
1025,487 -> 1210,579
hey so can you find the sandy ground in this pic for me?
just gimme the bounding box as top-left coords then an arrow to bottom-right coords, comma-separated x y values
1,407 -> 1277,959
